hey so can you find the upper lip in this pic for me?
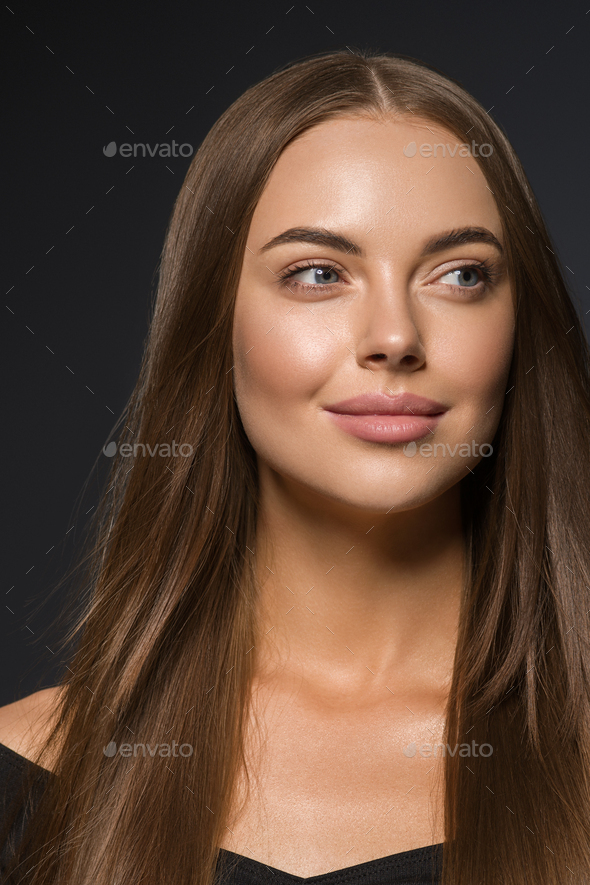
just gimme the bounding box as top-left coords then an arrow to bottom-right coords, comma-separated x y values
323,392 -> 448,416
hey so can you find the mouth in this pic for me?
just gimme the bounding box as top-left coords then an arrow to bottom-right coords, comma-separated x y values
325,411 -> 445,444
323,392 -> 448,444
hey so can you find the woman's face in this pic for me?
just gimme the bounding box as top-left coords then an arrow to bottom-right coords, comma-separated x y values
232,114 -> 515,514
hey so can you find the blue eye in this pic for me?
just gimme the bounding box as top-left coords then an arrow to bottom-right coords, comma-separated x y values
439,266 -> 482,287
279,263 -> 342,288
298,266 -> 339,284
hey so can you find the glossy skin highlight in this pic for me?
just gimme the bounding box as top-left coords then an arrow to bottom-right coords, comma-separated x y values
226,115 -> 515,877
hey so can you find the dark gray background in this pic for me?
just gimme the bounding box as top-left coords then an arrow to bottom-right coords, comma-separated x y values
2,0 -> 589,705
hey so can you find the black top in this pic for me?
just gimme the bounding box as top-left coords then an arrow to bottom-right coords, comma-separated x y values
0,742 -> 443,883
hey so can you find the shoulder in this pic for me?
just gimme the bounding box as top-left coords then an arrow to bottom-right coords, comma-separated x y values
0,687 -> 62,772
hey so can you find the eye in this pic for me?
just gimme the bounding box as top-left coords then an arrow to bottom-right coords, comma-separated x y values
438,264 -> 490,288
277,261 -> 343,292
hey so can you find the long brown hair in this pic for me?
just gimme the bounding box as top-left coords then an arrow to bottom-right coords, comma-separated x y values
4,47 -> 590,885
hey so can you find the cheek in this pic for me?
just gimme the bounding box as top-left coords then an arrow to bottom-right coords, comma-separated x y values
435,307 -> 515,432
232,295 -> 338,438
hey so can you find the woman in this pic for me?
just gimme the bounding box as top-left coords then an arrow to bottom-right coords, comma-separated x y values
1,47 -> 589,885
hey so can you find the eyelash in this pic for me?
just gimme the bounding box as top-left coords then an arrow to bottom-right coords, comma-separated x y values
276,258 -> 501,295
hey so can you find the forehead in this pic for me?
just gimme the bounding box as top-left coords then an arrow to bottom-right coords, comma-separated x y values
247,115 -> 502,249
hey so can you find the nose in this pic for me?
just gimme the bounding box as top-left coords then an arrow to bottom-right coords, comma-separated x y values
353,275 -> 426,374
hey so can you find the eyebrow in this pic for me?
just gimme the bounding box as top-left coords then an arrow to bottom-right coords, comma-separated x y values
258,225 -> 504,259
421,226 -> 505,258
259,227 -> 364,257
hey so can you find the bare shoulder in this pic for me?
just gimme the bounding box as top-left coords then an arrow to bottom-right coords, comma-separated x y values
0,686 -> 62,770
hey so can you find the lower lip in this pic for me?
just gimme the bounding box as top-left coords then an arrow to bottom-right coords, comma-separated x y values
325,411 -> 445,443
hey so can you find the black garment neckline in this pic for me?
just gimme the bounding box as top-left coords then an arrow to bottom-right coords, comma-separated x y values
216,841 -> 444,883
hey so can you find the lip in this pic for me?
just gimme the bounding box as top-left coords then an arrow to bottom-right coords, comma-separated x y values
323,392 -> 448,444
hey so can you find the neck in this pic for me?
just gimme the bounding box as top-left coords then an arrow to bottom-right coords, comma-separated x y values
252,467 -> 464,703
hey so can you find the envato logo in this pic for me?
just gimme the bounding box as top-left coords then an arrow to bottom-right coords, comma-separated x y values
103,140 -> 194,158
103,441 -> 194,458
403,441 -> 493,458
403,741 -> 493,758
103,741 -> 193,758
403,141 -> 493,158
